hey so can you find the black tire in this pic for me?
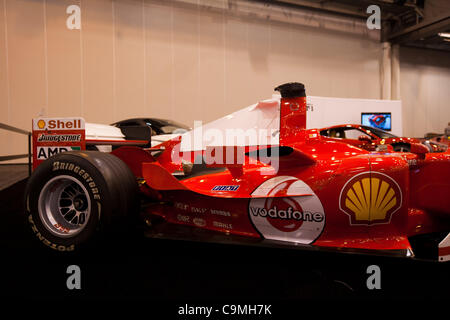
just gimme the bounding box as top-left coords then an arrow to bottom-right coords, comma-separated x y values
24,151 -> 138,252
85,144 -> 99,151
392,143 -> 410,152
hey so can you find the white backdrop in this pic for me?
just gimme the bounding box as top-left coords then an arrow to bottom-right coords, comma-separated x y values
179,95 -> 403,152
306,96 -> 403,137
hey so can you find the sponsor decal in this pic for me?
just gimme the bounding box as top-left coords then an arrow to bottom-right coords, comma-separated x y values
213,221 -> 233,230
174,202 -> 208,214
28,214 -> 75,252
37,146 -> 81,160
177,214 -> 190,223
212,185 -> 240,191
175,202 -> 233,217
174,202 -> 189,211
191,206 -> 208,214
193,217 -> 206,227
32,117 -> 85,170
210,209 -> 231,217
54,223 -> 70,234
249,206 -> 324,227
33,118 -> 84,131
339,171 -> 402,225
52,161 -> 101,200
37,133 -> 82,143
248,176 -> 325,244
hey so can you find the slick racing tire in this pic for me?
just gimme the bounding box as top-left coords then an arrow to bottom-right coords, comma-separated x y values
24,151 -> 139,252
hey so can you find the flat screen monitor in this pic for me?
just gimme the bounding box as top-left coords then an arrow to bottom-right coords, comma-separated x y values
361,112 -> 391,131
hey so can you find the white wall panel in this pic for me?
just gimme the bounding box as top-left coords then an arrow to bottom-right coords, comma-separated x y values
307,96 -> 403,137
400,46 -> 450,137
1,0 -> 449,160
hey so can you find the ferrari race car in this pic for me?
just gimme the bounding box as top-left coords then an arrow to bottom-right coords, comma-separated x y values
25,83 -> 450,262
319,124 -> 427,152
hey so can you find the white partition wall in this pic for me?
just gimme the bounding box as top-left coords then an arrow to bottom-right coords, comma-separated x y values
306,96 -> 403,137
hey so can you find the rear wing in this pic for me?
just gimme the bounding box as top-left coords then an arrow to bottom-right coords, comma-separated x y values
32,118 -> 86,170
32,118 -> 153,170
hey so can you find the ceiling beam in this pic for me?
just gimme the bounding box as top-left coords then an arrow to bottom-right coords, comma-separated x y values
252,0 -> 369,19
386,13 -> 450,43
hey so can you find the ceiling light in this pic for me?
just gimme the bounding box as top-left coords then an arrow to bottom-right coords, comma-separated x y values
438,32 -> 450,38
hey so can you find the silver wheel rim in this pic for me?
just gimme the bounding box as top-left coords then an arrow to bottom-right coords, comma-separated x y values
38,175 -> 91,238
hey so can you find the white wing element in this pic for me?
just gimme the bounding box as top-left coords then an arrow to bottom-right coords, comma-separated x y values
86,122 -> 178,150
85,123 -> 125,141
151,134 -> 180,147
180,96 -> 281,152
439,232 -> 450,262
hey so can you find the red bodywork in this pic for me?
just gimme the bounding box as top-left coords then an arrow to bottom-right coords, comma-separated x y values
109,85 -> 450,257
431,135 -> 450,147
319,124 -> 423,152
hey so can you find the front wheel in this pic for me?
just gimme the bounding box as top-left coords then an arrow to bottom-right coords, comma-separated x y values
25,151 -> 138,252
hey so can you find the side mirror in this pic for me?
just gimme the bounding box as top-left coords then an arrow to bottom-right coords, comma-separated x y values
358,135 -> 371,143
410,143 -> 429,159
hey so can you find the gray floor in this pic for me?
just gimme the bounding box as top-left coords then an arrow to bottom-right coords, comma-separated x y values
0,164 -> 29,191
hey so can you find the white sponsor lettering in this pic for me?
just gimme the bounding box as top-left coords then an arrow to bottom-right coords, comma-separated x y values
213,221 -> 232,230
37,146 -> 79,160
33,118 -> 85,131
210,209 -> 231,217
37,134 -> 81,143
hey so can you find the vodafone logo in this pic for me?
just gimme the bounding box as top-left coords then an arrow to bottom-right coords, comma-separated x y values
249,176 -> 325,244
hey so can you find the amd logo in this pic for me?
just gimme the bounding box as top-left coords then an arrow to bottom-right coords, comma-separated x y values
37,146 -> 80,160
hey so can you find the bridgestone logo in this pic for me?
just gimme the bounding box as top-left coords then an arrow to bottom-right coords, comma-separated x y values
249,206 -> 324,222
37,134 -> 81,142
52,161 -> 101,200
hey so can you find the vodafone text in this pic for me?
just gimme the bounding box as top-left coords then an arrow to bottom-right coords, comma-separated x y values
250,206 -> 324,222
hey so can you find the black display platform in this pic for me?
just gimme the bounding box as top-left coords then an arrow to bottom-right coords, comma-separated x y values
1,178 -> 449,308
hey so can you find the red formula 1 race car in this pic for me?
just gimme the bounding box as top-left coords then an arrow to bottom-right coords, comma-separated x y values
25,83 -> 450,262
319,124 -> 429,153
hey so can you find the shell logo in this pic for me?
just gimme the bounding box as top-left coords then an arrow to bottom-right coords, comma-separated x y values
37,119 -> 46,129
339,172 -> 402,225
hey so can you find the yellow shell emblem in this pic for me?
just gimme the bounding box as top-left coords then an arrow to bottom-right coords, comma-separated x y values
37,119 -> 46,129
340,172 -> 402,225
